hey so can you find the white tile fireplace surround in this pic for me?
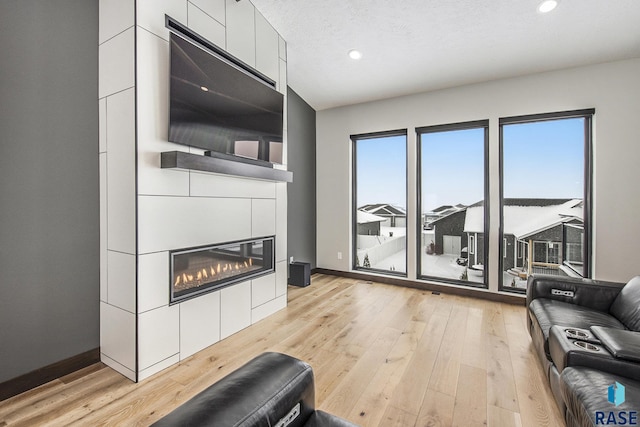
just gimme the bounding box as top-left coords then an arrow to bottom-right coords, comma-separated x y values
99,0 -> 289,381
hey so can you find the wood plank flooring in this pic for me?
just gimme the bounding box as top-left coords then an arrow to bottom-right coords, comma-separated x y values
0,274 -> 564,426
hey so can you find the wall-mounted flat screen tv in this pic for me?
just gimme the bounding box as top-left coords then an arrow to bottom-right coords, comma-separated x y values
168,31 -> 284,165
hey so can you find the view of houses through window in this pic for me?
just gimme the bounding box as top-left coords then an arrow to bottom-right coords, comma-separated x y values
353,132 -> 407,274
418,123 -> 488,286
350,111 -> 591,292
500,113 -> 590,291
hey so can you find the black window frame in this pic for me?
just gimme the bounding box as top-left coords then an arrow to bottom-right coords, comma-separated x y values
498,109 -> 594,293
351,129 -> 408,277
416,120 -> 490,288
562,222 -> 585,276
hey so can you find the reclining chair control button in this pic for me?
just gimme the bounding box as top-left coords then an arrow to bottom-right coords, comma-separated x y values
552,289 -> 575,297
275,402 -> 300,427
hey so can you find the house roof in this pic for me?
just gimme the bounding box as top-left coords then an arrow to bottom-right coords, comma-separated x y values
503,198 -> 572,207
464,198 -> 583,238
432,205 -> 453,213
512,199 -> 583,239
426,204 -> 466,217
430,208 -> 467,226
359,204 -> 406,217
357,210 -> 386,224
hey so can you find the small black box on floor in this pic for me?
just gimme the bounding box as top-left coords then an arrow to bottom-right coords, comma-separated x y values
289,261 -> 311,287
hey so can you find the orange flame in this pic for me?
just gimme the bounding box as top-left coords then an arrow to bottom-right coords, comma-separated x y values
174,256 -> 259,287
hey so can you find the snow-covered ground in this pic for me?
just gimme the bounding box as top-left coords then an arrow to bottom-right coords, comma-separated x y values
420,253 -> 483,283
371,249 -> 406,272
370,249 -> 528,289
503,274 -> 528,289
381,225 -> 406,237
361,227 -> 528,289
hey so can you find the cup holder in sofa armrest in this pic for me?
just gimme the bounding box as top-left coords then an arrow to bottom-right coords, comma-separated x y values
564,327 -> 601,344
591,326 -> 640,363
549,326 -> 612,374
565,328 -> 588,339
573,341 -> 601,352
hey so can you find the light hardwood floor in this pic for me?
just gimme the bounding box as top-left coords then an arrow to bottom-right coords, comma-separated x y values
0,274 -> 565,426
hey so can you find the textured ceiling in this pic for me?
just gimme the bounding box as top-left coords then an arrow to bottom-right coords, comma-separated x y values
250,0 -> 640,110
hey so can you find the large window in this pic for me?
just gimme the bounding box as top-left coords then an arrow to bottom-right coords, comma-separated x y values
417,121 -> 488,287
352,131 -> 407,275
499,110 -> 593,292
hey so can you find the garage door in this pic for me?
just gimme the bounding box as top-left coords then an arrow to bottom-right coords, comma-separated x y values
443,235 -> 461,256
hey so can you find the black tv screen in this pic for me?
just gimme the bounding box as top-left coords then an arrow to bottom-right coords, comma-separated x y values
168,32 -> 284,165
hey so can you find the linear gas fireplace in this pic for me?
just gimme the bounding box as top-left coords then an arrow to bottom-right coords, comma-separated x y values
170,236 -> 275,304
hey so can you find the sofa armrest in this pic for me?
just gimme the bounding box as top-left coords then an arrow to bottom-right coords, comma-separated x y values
554,327 -> 640,382
153,352 -> 316,427
526,274 -> 624,312
591,326 -> 640,363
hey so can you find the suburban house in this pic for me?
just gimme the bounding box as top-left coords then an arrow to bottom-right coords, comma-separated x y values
422,204 -> 466,230
356,209 -> 385,236
428,207 -> 469,256
430,199 -> 584,279
356,205 -> 407,271
465,198 -> 584,277
1,1 -> 639,425
359,203 -> 407,228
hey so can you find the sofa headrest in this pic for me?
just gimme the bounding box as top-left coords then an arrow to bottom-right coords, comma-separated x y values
610,276 -> 640,331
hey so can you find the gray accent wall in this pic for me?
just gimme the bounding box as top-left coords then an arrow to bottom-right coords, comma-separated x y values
287,88 -> 317,269
0,0 -> 99,383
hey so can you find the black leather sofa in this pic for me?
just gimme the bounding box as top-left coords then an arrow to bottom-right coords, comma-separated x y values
153,352 -> 358,427
527,274 -> 640,426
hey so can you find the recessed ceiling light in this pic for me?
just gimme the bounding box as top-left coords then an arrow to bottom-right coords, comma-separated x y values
538,0 -> 558,13
348,49 -> 363,60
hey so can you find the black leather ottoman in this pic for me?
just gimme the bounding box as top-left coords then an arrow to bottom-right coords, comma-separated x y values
561,367 -> 640,427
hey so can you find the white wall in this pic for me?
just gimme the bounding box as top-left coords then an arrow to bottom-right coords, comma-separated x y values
316,58 -> 640,292
99,0 -> 288,381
